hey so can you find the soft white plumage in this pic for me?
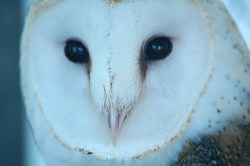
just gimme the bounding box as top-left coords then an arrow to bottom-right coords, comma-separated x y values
21,0 -> 250,165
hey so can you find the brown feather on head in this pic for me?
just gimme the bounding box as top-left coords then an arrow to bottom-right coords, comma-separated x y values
107,0 -> 123,5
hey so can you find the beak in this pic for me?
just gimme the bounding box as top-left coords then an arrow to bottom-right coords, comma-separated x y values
105,108 -> 128,146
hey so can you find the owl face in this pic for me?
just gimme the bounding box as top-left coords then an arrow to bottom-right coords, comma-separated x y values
21,0 -> 250,165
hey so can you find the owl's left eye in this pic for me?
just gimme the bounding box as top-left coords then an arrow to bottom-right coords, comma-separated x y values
143,36 -> 173,61
64,40 -> 89,63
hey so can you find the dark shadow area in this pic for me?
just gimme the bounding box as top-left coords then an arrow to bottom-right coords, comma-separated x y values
0,0 -> 23,166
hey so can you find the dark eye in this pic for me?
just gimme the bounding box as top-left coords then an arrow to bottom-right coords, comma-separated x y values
144,36 -> 173,61
64,40 -> 89,63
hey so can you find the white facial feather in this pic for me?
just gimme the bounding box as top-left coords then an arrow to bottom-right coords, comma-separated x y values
21,0 -> 250,165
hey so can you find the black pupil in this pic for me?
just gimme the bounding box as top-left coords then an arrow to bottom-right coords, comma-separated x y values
64,40 -> 89,63
145,37 -> 172,61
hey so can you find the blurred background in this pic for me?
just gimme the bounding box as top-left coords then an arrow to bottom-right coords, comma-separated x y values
0,0 -> 249,166
0,0 -> 23,166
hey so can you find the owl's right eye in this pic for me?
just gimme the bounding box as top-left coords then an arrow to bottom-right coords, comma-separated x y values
143,36 -> 173,61
64,40 -> 89,63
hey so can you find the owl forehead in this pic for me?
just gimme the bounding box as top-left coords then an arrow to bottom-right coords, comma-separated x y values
28,0 -> 215,24
32,0 -> 123,6
34,0 -> 225,9
28,0 -> 125,22
29,0 -> 222,19
30,0 -> 213,9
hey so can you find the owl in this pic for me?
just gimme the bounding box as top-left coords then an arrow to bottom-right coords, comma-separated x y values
20,0 -> 250,165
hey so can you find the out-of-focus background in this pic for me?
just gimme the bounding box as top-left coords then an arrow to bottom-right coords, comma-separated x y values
0,1 -> 249,166
222,0 -> 250,48
0,0 -> 23,166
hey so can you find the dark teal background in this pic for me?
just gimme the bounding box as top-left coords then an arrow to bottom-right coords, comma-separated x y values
0,0 -> 23,166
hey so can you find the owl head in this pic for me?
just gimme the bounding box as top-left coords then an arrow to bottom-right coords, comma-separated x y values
21,0 -> 250,165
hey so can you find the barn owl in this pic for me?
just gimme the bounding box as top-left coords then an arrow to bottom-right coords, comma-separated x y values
20,0 -> 250,165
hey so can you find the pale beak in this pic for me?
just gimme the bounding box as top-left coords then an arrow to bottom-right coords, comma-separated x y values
105,108 -> 128,146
